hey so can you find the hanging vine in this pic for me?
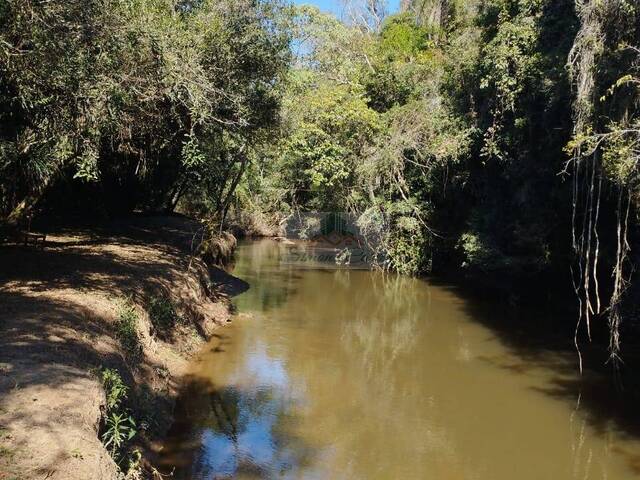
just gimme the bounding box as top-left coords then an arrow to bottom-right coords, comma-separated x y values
566,0 -> 639,371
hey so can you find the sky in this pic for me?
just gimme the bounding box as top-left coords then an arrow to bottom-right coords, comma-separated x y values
293,0 -> 401,18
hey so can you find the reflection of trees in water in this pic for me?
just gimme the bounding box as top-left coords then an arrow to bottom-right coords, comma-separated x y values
235,277 -> 294,313
232,240 -> 300,313
233,248 -> 493,478
271,269 -> 459,477
209,388 -> 241,442
341,272 -> 425,386
166,380 -> 316,480
328,272 -> 462,477
233,240 -> 284,274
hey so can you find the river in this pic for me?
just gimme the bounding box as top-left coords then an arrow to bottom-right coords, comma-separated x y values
160,239 -> 640,479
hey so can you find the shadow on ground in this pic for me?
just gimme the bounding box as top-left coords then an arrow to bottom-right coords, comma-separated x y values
0,214 -> 242,479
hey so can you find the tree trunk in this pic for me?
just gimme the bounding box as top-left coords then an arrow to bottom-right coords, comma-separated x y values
5,173 -> 55,226
219,150 -> 249,228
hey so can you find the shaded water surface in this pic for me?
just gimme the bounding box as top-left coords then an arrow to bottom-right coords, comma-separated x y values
161,240 -> 640,479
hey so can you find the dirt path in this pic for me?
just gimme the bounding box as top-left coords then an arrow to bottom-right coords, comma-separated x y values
0,215 -> 244,479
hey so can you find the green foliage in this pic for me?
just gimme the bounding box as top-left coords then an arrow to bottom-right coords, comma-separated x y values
98,369 -> 137,467
452,0 -> 578,275
563,0 -> 639,357
103,412 -> 137,455
101,368 -> 130,411
243,8 -> 473,274
601,124 -> 640,186
243,0 -> 598,284
380,13 -> 432,57
123,449 -> 143,480
386,219 -> 429,275
3,0 -> 640,348
148,294 -> 182,333
116,301 -> 141,359
0,0 -> 292,221
364,13 -> 437,112
477,1 -> 542,160
276,81 -> 380,210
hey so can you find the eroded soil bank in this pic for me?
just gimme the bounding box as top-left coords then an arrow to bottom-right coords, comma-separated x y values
0,215 -> 245,479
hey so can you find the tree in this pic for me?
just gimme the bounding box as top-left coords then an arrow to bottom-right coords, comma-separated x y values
0,0 -> 292,222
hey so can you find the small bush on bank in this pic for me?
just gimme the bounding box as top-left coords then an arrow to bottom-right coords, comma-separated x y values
116,300 -> 141,360
98,369 -> 139,475
148,294 -> 182,335
101,368 -> 129,410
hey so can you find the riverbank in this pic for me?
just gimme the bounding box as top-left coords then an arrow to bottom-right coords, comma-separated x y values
0,214 -> 246,479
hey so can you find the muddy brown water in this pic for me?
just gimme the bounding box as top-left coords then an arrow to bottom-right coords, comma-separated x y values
160,240 -> 640,479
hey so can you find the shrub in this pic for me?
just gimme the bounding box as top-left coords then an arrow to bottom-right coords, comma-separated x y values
101,368 -> 129,410
148,294 -> 182,334
103,411 -> 137,456
98,369 -> 137,464
116,301 -> 141,359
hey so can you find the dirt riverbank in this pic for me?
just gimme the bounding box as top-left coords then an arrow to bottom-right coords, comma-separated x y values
0,215 -> 246,479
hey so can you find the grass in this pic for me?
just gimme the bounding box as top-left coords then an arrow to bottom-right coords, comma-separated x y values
0,445 -> 15,461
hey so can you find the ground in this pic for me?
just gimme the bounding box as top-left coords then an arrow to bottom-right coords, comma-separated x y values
0,215 -> 243,480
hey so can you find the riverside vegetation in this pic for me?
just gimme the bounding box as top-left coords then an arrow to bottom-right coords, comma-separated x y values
1,0 -> 639,477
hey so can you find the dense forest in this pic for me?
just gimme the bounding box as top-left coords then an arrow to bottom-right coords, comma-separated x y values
1,0 -> 639,362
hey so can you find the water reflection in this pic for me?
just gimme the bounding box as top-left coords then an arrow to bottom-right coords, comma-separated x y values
162,338 -> 318,479
230,241 -> 300,315
162,240 -> 640,479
